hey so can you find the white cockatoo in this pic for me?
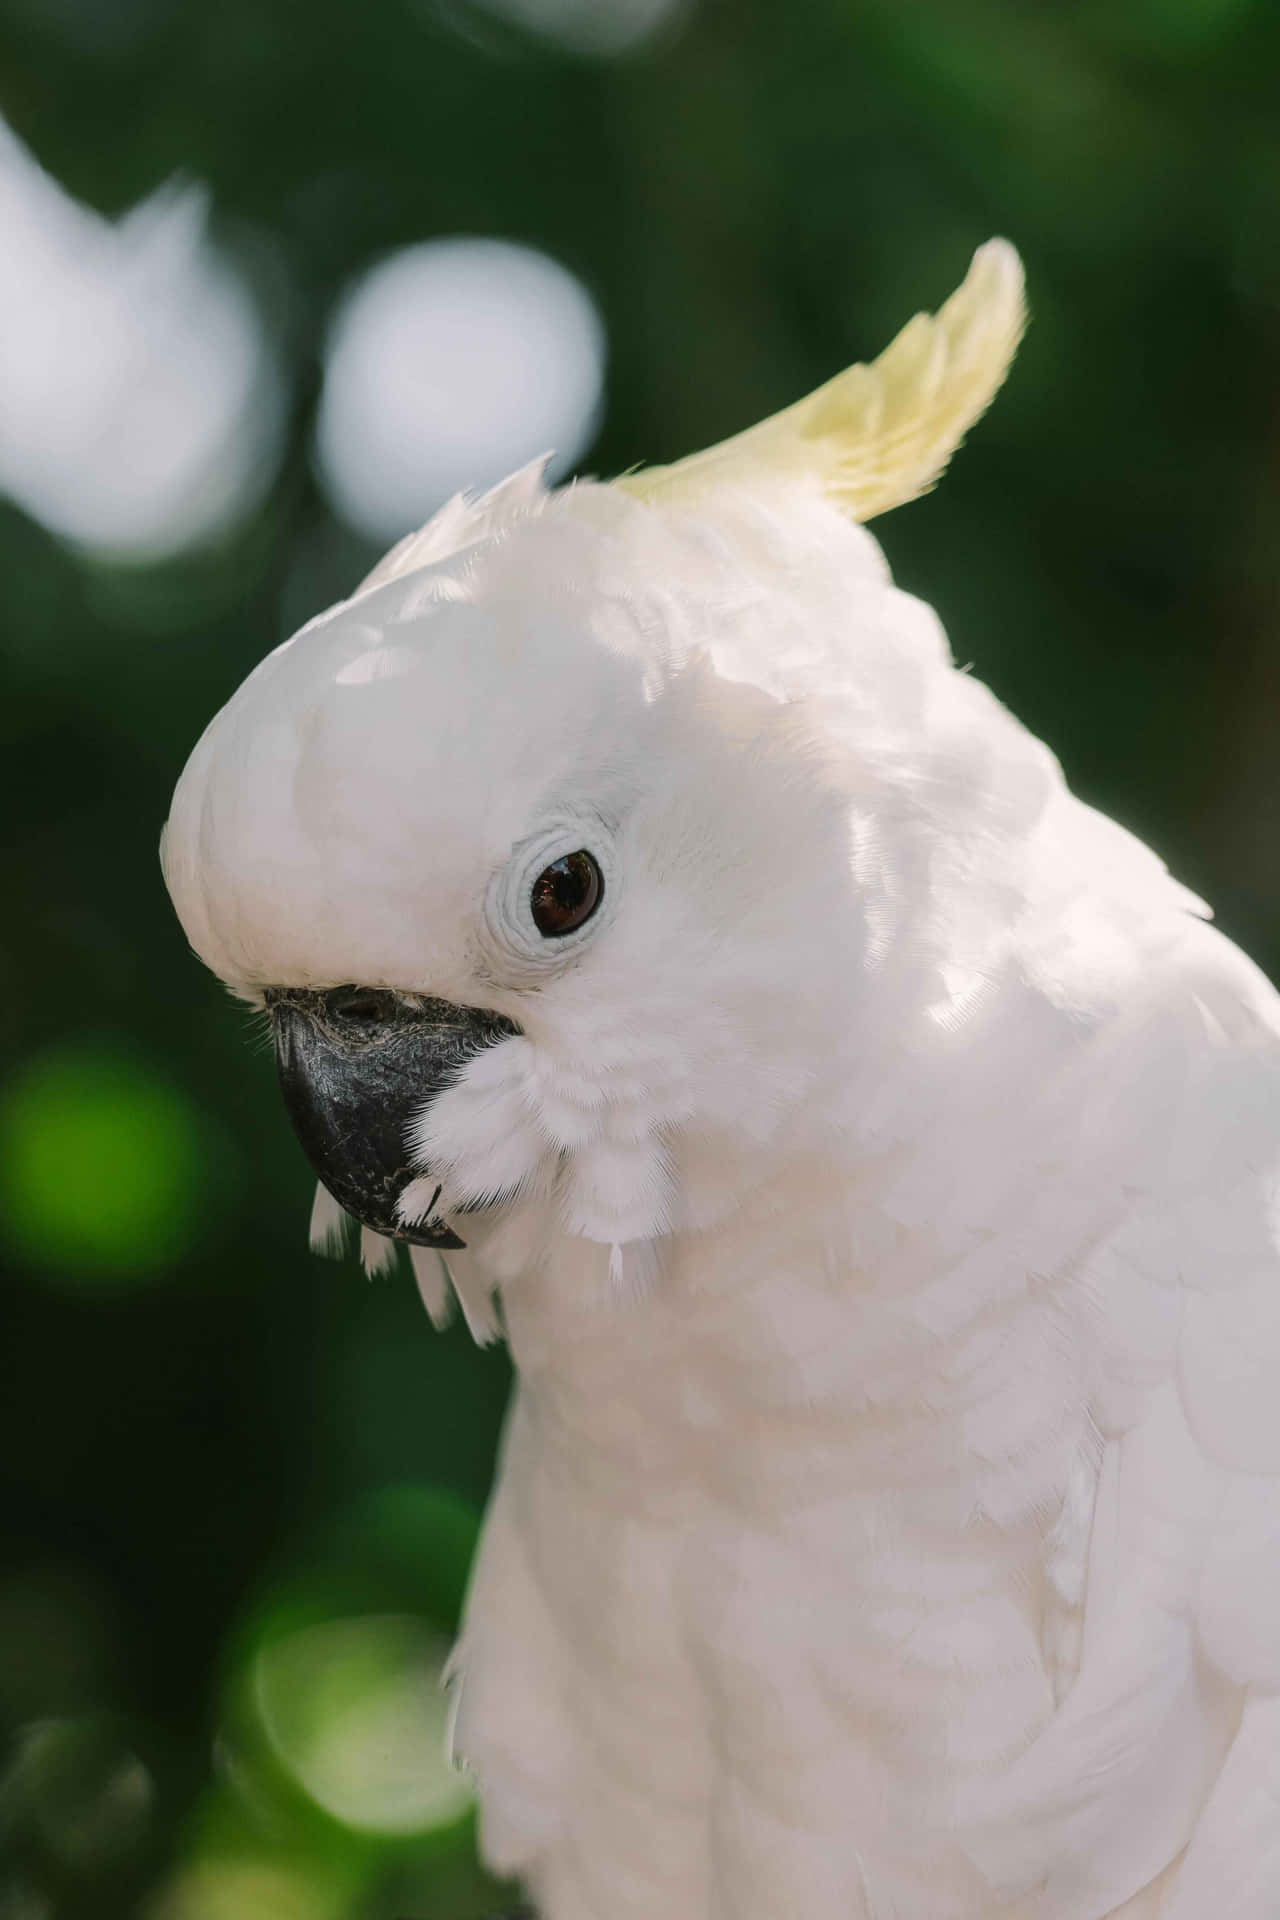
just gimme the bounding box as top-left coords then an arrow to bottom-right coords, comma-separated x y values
162,241 -> 1280,1920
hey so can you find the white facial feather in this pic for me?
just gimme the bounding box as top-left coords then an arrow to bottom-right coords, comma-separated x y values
163,246 -> 1280,1919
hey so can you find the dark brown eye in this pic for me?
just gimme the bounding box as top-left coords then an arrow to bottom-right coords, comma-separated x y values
530,850 -> 603,938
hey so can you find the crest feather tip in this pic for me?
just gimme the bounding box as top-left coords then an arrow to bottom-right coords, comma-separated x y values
617,239 -> 1026,522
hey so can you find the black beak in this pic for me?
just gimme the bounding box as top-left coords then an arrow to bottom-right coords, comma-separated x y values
266,987 -> 520,1250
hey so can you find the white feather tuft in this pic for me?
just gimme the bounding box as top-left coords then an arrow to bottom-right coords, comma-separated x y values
359,1225 -> 398,1277
409,1245 -> 457,1331
308,1180 -> 352,1259
354,456 -> 554,597
447,1261 -> 501,1347
398,1173 -> 445,1228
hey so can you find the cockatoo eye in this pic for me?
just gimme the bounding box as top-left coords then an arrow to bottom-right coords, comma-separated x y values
530,851 -> 603,938
485,820 -> 615,970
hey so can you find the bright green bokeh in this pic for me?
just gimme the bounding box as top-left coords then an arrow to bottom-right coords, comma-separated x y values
148,1855 -> 355,1920
252,1615 -> 474,1839
0,1046 -> 210,1285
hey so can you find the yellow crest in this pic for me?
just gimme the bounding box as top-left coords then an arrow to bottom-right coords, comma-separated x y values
616,240 -> 1025,521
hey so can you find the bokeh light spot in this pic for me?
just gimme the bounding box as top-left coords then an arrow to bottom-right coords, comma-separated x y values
0,1047 -> 209,1285
464,0 -> 689,55
1,1717 -> 154,1875
149,1857 -> 349,1920
0,116 -> 284,559
315,237 -> 605,542
252,1615 -> 473,1837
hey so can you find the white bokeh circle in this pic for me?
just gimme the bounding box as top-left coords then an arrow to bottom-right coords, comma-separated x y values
0,117 -> 283,559
466,0 -> 689,57
315,236 -> 606,543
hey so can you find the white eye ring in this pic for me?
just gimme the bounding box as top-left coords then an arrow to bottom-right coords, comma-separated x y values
482,815 -> 618,977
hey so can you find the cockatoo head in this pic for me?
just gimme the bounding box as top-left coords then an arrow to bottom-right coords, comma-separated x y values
162,241 -> 1026,1267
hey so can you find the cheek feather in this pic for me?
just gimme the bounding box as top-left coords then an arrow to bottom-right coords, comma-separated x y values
397,996 -> 686,1257
408,1036 -> 550,1208
521,1054 -> 607,1153
560,1132 -> 676,1248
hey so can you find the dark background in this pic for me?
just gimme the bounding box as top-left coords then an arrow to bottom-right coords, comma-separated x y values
2,1 -> 1279,1914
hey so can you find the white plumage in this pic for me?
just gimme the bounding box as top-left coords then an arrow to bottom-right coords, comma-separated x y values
162,243 -> 1280,1918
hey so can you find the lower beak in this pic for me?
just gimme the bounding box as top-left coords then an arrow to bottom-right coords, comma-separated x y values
266,987 -> 519,1250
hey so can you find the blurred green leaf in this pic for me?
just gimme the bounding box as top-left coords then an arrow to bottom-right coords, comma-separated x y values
330,1484 -> 484,1632
0,1045 -> 226,1284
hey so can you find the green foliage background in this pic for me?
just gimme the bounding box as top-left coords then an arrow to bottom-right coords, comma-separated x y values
1,0 -> 1278,1913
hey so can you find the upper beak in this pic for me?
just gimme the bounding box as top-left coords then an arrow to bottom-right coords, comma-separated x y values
266,986 -> 519,1250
